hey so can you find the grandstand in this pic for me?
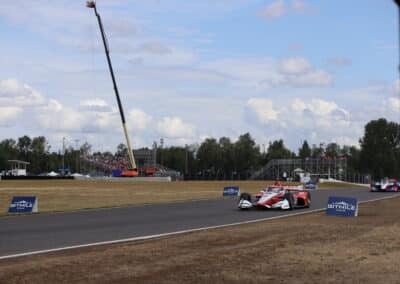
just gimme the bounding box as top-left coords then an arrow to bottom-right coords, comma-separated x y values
81,148 -> 182,180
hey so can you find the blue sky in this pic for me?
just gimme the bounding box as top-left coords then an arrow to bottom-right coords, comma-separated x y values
0,0 -> 398,152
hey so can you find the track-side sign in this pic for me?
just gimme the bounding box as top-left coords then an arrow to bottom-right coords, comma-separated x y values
223,186 -> 240,197
326,196 -> 358,217
8,196 -> 38,213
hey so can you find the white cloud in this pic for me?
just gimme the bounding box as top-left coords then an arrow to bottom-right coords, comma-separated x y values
135,41 -> 172,55
246,97 -> 356,147
36,102 -> 83,132
0,79 -> 21,97
258,0 -> 287,20
0,106 -> 23,126
247,98 -> 279,124
279,57 -> 311,74
128,108 -> 153,132
80,99 -> 113,112
393,79 -> 400,95
279,57 -> 333,87
204,57 -> 285,89
0,79 -> 45,107
204,56 -> 333,89
386,97 -> 400,113
157,117 -> 196,139
259,0 -> 317,21
289,70 -> 333,87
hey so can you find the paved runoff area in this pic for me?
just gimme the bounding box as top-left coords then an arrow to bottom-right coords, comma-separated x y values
0,188 -> 397,258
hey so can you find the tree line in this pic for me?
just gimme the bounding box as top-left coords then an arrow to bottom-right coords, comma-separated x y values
0,118 -> 399,180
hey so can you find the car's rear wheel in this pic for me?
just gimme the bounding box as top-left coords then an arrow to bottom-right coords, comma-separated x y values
239,193 -> 252,202
305,191 -> 311,208
284,193 -> 294,210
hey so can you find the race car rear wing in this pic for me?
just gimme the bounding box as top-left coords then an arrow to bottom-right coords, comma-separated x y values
268,185 -> 304,191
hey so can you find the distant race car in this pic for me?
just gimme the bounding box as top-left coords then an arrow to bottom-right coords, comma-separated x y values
305,181 -> 318,190
238,185 -> 311,210
370,178 -> 400,192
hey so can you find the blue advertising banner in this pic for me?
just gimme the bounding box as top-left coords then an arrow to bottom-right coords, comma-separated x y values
326,196 -> 358,217
223,186 -> 240,197
8,196 -> 38,213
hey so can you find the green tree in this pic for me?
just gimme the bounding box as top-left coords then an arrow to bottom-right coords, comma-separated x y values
0,139 -> 18,171
359,118 -> 400,179
341,145 -> 361,172
325,142 -> 341,158
234,133 -> 260,179
30,136 -> 49,174
17,135 -> 32,161
298,140 -> 311,159
80,142 -> 92,158
115,143 -> 128,157
196,138 -> 222,179
266,139 -> 294,160
219,137 -> 234,179
311,143 -> 325,158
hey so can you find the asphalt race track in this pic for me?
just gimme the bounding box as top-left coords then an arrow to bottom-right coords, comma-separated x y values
0,188 -> 397,258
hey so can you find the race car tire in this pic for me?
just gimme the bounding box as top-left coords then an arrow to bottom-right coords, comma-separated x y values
305,191 -> 311,208
284,192 -> 294,210
239,193 -> 252,202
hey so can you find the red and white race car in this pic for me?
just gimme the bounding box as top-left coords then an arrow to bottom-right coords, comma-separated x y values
370,178 -> 400,192
238,185 -> 311,210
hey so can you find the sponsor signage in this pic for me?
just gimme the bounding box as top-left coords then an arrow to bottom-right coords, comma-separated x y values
326,196 -> 358,217
223,186 -> 240,197
8,196 -> 38,213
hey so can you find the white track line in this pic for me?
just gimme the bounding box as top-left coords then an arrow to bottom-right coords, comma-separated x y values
0,194 -> 399,260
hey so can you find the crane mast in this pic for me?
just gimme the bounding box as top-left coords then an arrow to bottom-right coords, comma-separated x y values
87,1 -> 137,176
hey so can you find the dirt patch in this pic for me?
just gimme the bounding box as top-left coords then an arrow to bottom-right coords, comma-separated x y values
0,196 -> 399,283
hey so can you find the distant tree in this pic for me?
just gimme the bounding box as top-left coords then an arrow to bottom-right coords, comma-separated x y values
311,143 -> 325,158
234,133 -> 260,179
80,142 -> 92,158
115,143 -> 128,157
298,140 -> 311,159
325,142 -> 341,158
196,138 -> 222,179
219,137 -> 234,179
266,139 -> 294,160
0,139 -> 18,170
30,136 -> 49,174
17,135 -> 32,161
341,145 -> 361,172
359,118 -> 400,179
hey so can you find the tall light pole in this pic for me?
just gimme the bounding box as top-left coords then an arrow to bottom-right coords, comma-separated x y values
86,1 -> 137,174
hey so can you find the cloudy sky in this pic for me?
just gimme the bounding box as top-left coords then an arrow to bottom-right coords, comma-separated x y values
0,0 -> 398,152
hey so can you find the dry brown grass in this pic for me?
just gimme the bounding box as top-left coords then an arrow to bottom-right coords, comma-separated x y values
0,195 -> 399,283
0,180 -> 365,215
0,180 -> 267,215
